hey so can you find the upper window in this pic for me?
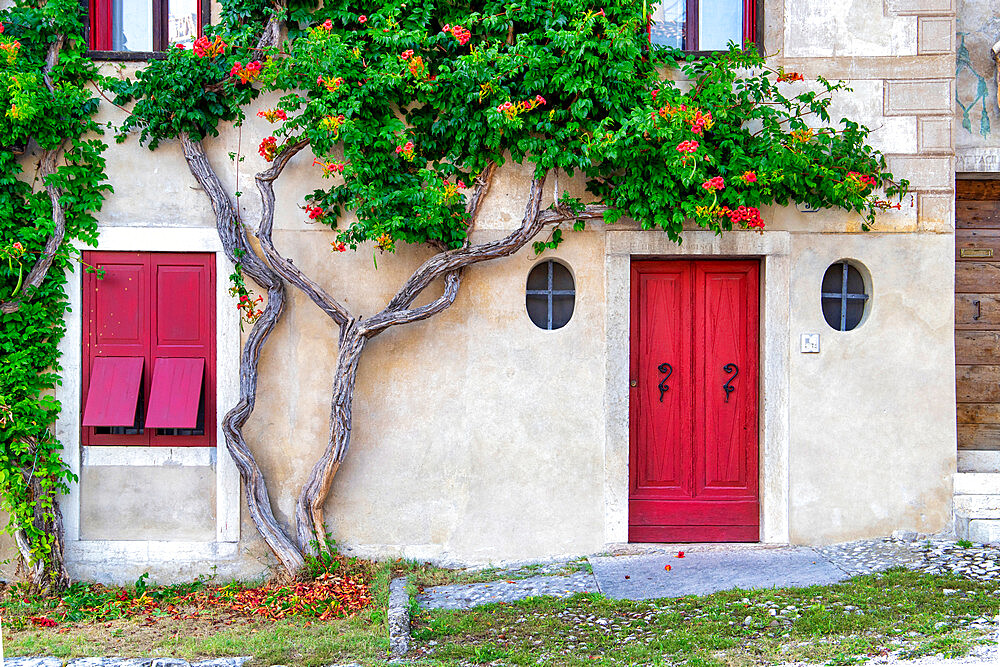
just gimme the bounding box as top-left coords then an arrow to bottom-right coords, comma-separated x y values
649,0 -> 757,51
89,0 -> 202,53
81,251 -> 216,446
526,260 -> 575,330
821,260 -> 870,332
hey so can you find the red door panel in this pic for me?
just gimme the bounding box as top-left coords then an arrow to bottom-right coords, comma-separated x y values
630,265 -> 693,498
629,260 -> 759,542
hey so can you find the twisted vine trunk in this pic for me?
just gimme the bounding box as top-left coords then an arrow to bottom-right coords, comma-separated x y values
13,442 -> 70,591
180,134 -> 304,576
288,173 -> 553,551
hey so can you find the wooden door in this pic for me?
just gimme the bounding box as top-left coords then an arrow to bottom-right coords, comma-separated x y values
956,181 -> 1000,451
629,260 -> 759,542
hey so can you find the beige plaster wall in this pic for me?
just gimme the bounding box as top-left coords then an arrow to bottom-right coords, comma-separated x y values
786,232 -> 956,544
20,0 -> 960,583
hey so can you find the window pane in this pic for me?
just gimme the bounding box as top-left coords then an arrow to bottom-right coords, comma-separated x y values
551,294 -> 575,330
650,0 -> 685,49
845,300 -> 865,330
526,294 -> 549,329
699,0 -> 742,51
552,262 -> 574,291
821,263 -> 844,294
169,0 -> 199,47
527,263 -> 549,291
112,0 -> 153,51
821,297 -> 843,331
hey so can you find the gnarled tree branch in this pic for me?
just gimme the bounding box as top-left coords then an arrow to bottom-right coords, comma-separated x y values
255,140 -> 352,327
180,133 -> 305,577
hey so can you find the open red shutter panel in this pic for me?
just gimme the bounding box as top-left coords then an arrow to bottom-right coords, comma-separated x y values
144,357 -> 205,429
82,357 -> 144,427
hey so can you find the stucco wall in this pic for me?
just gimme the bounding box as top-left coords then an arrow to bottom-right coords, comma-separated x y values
17,0 -> 960,583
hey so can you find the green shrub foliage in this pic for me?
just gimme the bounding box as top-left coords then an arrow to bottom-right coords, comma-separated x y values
0,0 -> 109,580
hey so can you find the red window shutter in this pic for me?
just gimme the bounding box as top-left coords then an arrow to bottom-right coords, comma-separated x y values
742,0 -> 757,47
82,251 -> 215,447
82,253 -> 151,445
89,0 -> 113,50
82,357 -> 144,426
145,358 -> 205,428
149,254 -> 215,446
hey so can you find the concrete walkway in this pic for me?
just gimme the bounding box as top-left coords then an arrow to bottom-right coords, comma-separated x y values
589,544 -> 848,600
417,543 -> 855,609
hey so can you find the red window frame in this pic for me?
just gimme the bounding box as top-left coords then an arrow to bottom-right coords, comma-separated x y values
82,251 -> 216,447
88,0 -> 204,54
648,0 -> 759,52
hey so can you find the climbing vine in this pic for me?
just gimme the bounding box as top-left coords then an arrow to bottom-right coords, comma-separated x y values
0,0 -> 110,588
5,0 -> 907,585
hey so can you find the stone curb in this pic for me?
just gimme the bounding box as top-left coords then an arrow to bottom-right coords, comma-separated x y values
2,659 -> 253,667
387,576 -> 410,657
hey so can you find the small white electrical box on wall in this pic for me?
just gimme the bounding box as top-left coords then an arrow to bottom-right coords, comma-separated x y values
800,333 -> 820,353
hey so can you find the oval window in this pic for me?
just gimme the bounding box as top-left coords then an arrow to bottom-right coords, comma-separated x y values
821,260 -> 870,331
526,260 -> 575,330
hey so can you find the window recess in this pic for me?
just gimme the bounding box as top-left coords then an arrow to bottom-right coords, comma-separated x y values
649,0 -> 758,52
87,0 -> 205,56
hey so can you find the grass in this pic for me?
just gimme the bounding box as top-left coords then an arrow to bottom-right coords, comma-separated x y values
1,556 -> 391,667
409,568 -> 1000,666
4,565 -> 999,666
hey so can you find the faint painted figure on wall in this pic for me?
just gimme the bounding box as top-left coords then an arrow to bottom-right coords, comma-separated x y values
957,32 -> 992,137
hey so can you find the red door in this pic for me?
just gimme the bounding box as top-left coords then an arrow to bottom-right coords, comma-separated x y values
629,260 -> 759,542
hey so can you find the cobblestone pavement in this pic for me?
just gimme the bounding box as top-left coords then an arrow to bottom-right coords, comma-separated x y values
817,535 -> 1000,581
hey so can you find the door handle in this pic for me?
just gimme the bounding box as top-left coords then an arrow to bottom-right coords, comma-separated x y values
722,363 -> 738,403
974,300 -> 982,321
657,362 -> 672,402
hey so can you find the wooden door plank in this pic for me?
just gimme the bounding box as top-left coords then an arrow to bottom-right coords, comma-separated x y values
956,331 -> 1000,364
957,202 -> 1000,229
957,230 -> 1000,262
956,294 -> 1000,329
958,403 -> 1000,424
957,180 -> 1000,201
957,365 -> 1000,402
629,524 -> 759,542
956,263 -> 1000,292
959,424 -> 1000,450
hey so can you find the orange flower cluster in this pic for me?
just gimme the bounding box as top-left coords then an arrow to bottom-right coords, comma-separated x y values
317,75 -> 344,92
312,157 -> 347,176
319,114 -> 346,138
229,60 -> 261,85
192,35 -> 226,58
257,108 -> 287,123
0,40 -> 20,64
496,95 -> 546,121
